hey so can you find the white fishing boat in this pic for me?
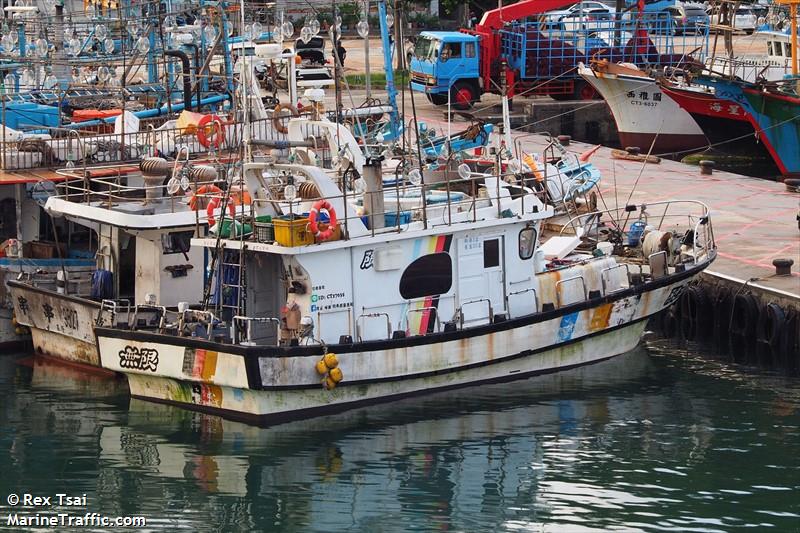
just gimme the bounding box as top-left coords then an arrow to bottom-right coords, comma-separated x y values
94,150 -> 716,423
6,156 -> 243,366
579,61 -> 708,154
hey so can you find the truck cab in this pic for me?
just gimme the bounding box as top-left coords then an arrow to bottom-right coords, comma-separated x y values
410,31 -> 481,109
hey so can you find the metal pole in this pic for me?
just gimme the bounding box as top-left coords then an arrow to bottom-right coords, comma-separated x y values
792,3 -> 798,76
364,0 -> 371,98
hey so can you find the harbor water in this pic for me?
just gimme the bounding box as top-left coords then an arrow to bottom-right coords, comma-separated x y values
1,342 -> 799,532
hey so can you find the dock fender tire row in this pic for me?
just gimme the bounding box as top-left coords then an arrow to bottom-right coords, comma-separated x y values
755,302 -> 787,367
679,284 -> 711,341
729,293 -> 759,363
783,310 -> 800,375
660,307 -> 678,339
712,290 -> 732,355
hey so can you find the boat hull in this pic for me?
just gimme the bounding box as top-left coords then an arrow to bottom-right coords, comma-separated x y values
700,78 -> 800,176
8,281 -> 105,367
580,67 -> 707,154
96,266 -> 704,423
659,83 -> 777,166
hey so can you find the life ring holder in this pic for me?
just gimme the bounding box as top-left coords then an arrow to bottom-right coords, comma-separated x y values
189,184 -> 223,211
273,103 -> 299,134
206,195 -> 236,227
197,114 -> 226,149
308,199 -> 337,242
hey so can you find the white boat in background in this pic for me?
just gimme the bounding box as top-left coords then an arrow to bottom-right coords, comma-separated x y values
579,62 -> 708,154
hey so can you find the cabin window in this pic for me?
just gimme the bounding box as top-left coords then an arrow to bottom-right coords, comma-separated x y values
483,239 -> 500,268
399,253 -> 452,299
783,42 -> 791,58
519,227 -> 536,260
465,42 -> 476,58
161,231 -> 193,255
442,42 -> 461,59
768,42 -> 775,56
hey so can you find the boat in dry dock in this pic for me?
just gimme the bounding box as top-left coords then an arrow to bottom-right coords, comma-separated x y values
94,151 -> 717,423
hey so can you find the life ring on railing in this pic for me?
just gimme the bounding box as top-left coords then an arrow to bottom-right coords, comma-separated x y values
206,195 -> 236,227
308,199 -> 337,242
189,184 -> 223,211
197,114 -> 226,149
273,103 -> 299,134
756,302 -> 787,366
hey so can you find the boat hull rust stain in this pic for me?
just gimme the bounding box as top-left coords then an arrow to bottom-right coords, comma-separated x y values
122,319 -> 648,420
97,279 -> 689,420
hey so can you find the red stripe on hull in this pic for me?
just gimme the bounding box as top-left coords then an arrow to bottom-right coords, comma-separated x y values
617,132 -> 708,154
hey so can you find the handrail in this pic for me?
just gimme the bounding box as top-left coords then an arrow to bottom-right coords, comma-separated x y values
600,264 -> 630,295
555,275 -> 588,308
129,304 -> 167,331
98,298 -> 131,326
232,315 -> 279,345
403,306 -> 441,335
506,287 -> 538,315
456,298 -> 494,328
356,312 -> 391,342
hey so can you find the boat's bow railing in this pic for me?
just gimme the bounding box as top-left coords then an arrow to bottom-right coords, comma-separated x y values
558,200 -> 716,266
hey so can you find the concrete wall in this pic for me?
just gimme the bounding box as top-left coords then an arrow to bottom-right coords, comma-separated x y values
524,100 -> 619,147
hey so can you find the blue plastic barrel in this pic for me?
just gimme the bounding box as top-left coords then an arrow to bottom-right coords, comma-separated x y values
628,220 -> 647,246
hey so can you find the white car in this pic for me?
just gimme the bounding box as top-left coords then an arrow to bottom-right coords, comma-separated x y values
558,8 -> 615,33
708,5 -> 758,34
544,1 -> 615,28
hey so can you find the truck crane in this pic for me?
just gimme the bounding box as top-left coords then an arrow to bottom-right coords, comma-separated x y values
410,0 -> 706,109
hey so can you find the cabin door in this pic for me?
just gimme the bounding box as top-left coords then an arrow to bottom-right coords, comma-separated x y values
457,235 -> 505,326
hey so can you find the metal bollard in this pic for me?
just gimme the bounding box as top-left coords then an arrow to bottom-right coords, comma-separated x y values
699,160 -> 715,175
773,258 -> 794,276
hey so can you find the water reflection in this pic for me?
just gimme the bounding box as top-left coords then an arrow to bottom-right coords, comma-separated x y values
1,347 -> 799,532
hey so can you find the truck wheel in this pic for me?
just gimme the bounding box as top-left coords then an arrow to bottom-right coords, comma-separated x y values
426,92 -> 448,106
451,82 -> 478,110
574,80 -> 599,100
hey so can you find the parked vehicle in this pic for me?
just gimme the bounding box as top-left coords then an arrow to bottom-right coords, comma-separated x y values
707,5 -> 757,34
557,7 -> 615,32
663,3 -> 709,35
409,0 -> 709,107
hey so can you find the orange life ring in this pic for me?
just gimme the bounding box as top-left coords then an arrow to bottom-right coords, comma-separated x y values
189,184 -> 223,211
197,114 -> 226,149
206,195 -> 236,227
272,103 -> 299,134
308,199 -> 338,241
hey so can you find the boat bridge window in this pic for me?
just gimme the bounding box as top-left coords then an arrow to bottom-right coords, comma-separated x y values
162,231 -> 193,255
483,239 -> 500,268
519,227 -> 537,260
399,253 -> 452,299
768,41 -> 775,56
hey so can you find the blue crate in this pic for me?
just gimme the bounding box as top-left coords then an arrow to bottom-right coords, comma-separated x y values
385,211 -> 411,226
